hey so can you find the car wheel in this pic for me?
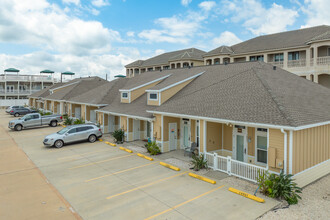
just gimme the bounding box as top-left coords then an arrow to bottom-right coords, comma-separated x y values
54,140 -> 64,148
88,134 -> 97,143
50,121 -> 57,127
14,113 -> 19,117
15,124 -> 22,131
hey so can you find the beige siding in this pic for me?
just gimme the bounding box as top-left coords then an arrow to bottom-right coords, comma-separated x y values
248,127 -> 255,156
293,124 -> 330,174
120,116 -> 127,131
153,114 -> 162,141
147,95 -> 159,106
128,118 -> 133,132
160,79 -> 194,104
223,125 -> 233,151
121,96 -> 130,103
268,129 -> 289,173
163,116 -> 180,142
81,104 -> 86,120
130,80 -> 161,102
206,122 -> 222,152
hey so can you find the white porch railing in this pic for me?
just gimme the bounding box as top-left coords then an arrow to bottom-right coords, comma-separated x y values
268,61 -> 284,68
204,152 -> 267,183
287,59 -> 306,68
317,56 -> 330,65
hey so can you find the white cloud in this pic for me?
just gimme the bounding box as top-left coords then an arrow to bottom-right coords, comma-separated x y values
0,51 -> 136,80
91,0 -> 110,7
0,0 -> 121,56
220,0 -> 298,35
138,11 -> 206,44
301,0 -> 330,27
62,0 -> 80,5
181,0 -> 192,7
155,49 -> 165,55
212,31 -> 242,46
126,31 -> 135,37
198,1 -> 216,11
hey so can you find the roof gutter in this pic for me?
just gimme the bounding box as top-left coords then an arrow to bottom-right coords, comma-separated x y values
281,128 -> 288,174
147,110 -> 295,130
96,110 -> 154,122
146,71 -> 205,93
65,101 -> 108,107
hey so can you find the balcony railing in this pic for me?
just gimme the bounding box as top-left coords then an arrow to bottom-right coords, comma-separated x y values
317,56 -> 330,65
0,89 -> 41,95
287,59 -> 306,68
0,75 -> 54,82
268,61 -> 284,68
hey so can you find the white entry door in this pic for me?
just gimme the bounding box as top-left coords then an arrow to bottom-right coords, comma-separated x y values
133,119 -> 140,140
182,120 -> 190,149
108,115 -> 115,133
169,123 -> 177,151
56,104 -> 60,114
90,110 -> 96,123
75,107 -> 81,119
232,125 -> 247,162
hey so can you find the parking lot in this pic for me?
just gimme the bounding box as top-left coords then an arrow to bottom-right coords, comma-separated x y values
1,110 -> 279,220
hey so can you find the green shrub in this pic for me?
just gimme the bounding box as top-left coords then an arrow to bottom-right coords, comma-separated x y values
44,112 -> 52,115
145,141 -> 161,155
74,118 -> 85,124
113,129 -> 125,143
191,154 -> 208,171
257,171 -> 302,205
64,117 -> 73,125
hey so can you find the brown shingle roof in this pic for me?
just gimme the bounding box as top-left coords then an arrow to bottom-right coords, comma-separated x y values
150,62 -> 330,127
29,83 -> 64,98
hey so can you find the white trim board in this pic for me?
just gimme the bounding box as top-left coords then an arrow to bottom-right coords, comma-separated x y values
119,74 -> 171,92
96,110 -> 154,122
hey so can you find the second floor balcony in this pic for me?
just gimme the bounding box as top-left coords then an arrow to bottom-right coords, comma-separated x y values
0,75 -> 54,82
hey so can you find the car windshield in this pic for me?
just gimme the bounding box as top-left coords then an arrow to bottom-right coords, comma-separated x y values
57,127 -> 70,135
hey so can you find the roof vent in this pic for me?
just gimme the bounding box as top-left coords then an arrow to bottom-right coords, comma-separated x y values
273,66 -> 276,70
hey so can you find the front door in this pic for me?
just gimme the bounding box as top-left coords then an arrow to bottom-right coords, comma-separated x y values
56,104 -> 60,114
133,119 -> 140,140
90,110 -> 96,122
75,107 -> 81,119
233,125 -> 247,162
169,123 -> 177,151
182,120 -> 190,149
108,115 -> 115,133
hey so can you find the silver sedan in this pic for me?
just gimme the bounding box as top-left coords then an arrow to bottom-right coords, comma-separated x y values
43,124 -> 102,148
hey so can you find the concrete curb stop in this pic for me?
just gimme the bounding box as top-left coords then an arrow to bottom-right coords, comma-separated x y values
119,147 -> 133,153
159,162 -> 180,171
188,173 -> 216,184
228,187 -> 265,203
137,153 -> 153,161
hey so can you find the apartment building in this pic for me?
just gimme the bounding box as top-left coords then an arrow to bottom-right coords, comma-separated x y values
204,25 -> 330,88
0,68 -> 55,106
125,48 -> 206,78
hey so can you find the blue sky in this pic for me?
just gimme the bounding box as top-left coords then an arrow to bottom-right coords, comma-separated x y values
0,0 -> 329,80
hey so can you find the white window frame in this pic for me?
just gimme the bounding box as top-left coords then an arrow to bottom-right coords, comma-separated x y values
149,93 -> 158,100
122,92 -> 128,99
255,127 -> 268,166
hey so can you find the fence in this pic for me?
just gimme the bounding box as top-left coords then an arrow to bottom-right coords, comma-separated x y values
204,152 -> 268,183
0,99 -> 29,107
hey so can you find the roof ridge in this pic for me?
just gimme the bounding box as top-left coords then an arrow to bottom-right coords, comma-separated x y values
252,64 -> 294,126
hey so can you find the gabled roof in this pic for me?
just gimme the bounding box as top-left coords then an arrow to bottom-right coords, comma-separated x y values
204,25 -> 330,57
4,68 -> 19,72
67,78 -> 128,106
203,46 -> 234,57
125,48 -> 206,68
29,83 -> 64,98
150,61 -> 330,128
44,77 -> 107,101
307,31 -> 330,43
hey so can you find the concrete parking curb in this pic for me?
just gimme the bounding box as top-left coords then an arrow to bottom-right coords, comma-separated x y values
159,162 -> 180,171
137,153 -> 153,161
228,187 -> 265,203
99,139 -> 103,142
119,146 -> 133,153
188,173 -> 216,184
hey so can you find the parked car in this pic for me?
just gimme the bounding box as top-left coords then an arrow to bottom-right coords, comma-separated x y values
6,105 -> 24,113
9,107 -> 38,117
8,113 -> 63,131
43,124 -> 102,148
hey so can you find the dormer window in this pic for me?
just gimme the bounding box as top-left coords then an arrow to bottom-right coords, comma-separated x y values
149,93 -> 158,100
122,92 -> 128,99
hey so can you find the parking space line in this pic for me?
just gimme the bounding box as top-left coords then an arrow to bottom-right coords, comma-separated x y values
57,149 -> 112,160
85,162 -> 157,182
68,154 -> 133,170
106,171 -> 188,200
144,185 -> 225,220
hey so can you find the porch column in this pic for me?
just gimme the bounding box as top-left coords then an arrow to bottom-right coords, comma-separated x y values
283,51 -> 288,69
306,49 -> 310,67
151,120 -> 154,141
314,74 -> 319,83
127,117 -> 129,142
313,46 -> 317,66
246,56 -> 249,61
102,113 -> 105,133
263,54 -> 268,63
161,115 -> 164,152
60,102 -> 64,114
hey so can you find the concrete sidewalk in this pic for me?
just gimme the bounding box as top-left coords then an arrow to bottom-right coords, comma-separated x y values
0,116 -> 79,220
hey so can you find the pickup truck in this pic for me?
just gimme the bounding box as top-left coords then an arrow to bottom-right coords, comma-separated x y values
8,113 -> 63,131
9,107 -> 38,117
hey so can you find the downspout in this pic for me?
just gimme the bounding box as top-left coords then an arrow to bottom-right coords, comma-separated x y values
281,128 -> 287,174
289,130 -> 293,174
